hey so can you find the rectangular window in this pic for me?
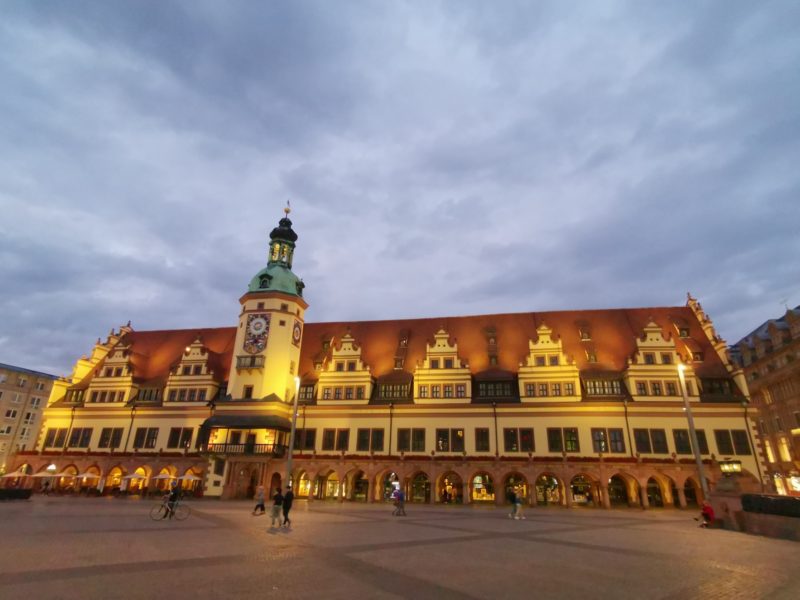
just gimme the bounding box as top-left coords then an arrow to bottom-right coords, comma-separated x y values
397,428 -> 410,452
193,365 -> 202,375
356,386 -> 365,400
322,388 -> 331,400
565,382 -> 575,396
666,382 -> 677,396
535,356 -> 546,367
370,429 -> 384,452
182,365 -> 191,376
145,427 -> 159,449
661,353 -> 672,364
322,429 -> 336,451
168,390 -> 177,402
356,429 -> 370,452
591,428 -> 608,453
90,391 -> 99,403
335,362 -> 344,372
334,387 -> 342,400
345,387 -> 354,400
455,384 -> 466,398
347,361 -> 356,372
714,430 -> 734,455
419,385 -> 428,398
23,412 -> 34,425
436,428 -> 450,452
732,430 -> 751,455
213,458 -> 225,476
673,429 -> 692,454
538,383 -> 548,397
133,428 -> 147,449
651,382 -> 663,396
520,428 -> 534,452
198,389 -> 206,403
695,429 -> 709,454
564,428 -> 580,452
412,428 -> 425,452
99,428 -> 112,448
650,429 -> 668,454
549,355 -> 559,366
431,385 -> 440,398
634,429 -> 651,454
547,428 -> 563,453
243,386 -> 253,399
552,383 -> 561,396
68,428 -> 93,448
99,427 -> 123,448
475,428 -> 490,452
451,428 -> 465,452
636,382 -> 647,395
609,428 -> 625,453
443,384 -> 453,398
5,409 -> 17,419
444,358 -> 454,369
302,429 -> 316,451
430,359 -> 440,369
644,353 -> 655,365
168,428 -> 179,448
187,389 -> 197,402
336,429 -> 349,452
504,428 -> 519,452
525,383 -> 535,397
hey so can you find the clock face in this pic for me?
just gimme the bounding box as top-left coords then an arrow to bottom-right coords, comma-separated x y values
249,317 -> 268,335
243,313 -> 270,354
292,321 -> 302,346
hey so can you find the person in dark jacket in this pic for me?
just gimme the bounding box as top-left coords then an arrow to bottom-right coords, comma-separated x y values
270,488 -> 284,528
282,487 -> 294,527
507,489 -> 517,519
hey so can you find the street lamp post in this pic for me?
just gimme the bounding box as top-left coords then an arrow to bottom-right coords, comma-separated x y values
285,376 -> 301,491
677,363 -> 710,500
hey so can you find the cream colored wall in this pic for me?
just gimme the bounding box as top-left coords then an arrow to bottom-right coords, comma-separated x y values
228,294 -> 305,401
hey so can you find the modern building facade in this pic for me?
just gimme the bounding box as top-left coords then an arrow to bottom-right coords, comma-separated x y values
733,306 -> 800,496
0,363 -> 56,474
12,209 -> 765,508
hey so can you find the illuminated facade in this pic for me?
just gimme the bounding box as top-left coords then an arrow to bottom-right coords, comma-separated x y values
13,210 -> 766,508
733,306 -> 800,496
0,363 -> 55,473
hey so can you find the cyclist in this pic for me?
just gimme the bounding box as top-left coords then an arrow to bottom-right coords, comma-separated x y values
164,482 -> 181,520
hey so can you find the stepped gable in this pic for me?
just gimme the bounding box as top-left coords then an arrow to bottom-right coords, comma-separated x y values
124,327 -> 236,383
298,306 -> 728,380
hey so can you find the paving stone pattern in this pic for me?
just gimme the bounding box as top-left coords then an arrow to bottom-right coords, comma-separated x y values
0,498 -> 798,599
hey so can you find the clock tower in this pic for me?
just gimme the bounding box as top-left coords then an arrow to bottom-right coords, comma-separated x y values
227,205 -> 308,402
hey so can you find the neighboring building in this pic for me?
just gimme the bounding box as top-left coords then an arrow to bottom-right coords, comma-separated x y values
0,363 -> 56,473
14,209 -> 765,508
733,306 -> 800,496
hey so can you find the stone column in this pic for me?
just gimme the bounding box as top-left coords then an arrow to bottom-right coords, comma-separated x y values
529,486 -> 538,507
639,484 -> 649,509
600,485 -> 611,509
676,486 -> 687,508
367,478 -> 375,503
564,484 -> 573,508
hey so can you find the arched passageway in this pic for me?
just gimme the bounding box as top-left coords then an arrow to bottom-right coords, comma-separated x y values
535,474 -> 563,506
409,472 -> 431,503
647,477 -> 664,507
438,472 -> 463,504
471,473 -> 495,503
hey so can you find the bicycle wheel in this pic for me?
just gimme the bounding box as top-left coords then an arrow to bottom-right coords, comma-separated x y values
150,504 -> 168,521
173,503 -> 190,521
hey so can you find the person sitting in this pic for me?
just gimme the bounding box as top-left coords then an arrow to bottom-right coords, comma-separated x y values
699,501 -> 715,528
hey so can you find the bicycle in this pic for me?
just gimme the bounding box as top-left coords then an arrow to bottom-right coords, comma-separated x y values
149,494 -> 190,521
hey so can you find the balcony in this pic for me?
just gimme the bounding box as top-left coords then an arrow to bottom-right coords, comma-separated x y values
236,355 -> 265,369
205,443 -> 287,457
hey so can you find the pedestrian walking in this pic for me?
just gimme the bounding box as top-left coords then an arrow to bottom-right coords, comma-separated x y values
252,485 -> 266,516
698,501 -> 715,528
507,488 -> 517,519
270,487 -> 284,528
282,487 -> 294,527
396,488 -> 406,516
514,488 -> 525,520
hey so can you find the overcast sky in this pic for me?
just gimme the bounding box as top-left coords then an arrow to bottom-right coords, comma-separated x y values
1,1 -> 798,376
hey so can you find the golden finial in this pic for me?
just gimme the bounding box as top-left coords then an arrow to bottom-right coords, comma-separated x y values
284,200 -> 291,216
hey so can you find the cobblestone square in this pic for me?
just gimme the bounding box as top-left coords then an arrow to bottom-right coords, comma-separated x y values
1,497 -> 798,599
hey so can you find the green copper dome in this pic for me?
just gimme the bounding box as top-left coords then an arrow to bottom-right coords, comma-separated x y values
247,264 -> 305,296
246,206 -> 305,297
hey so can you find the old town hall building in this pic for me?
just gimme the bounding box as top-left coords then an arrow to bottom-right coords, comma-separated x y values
13,209 -> 765,509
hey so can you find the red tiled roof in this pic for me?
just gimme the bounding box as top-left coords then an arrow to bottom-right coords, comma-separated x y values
78,306 -> 730,386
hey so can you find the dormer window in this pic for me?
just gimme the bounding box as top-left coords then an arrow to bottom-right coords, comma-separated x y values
193,365 -> 202,375
579,329 -> 591,341
394,359 -> 404,369
322,341 -> 330,351
314,362 -> 322,371
182,365 -> 191,376
335,362 -> 344,372
693,352 -> 704,362
644,353 -> 655,365
549,355 -> 559,366
489,356 -> 498,366
661,353 -> 672,364
679,327 -> 690,338
586,351 -> 597,363
535,356 -> 546,367
347,361 -> 356,372
430,359 -> 440,369
259,275 -> 271,289
444,358 -> 453,369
